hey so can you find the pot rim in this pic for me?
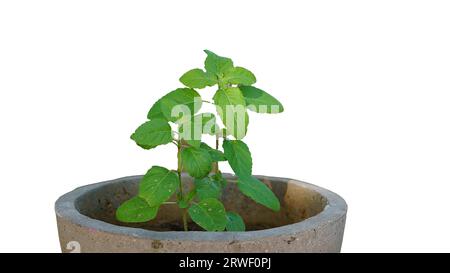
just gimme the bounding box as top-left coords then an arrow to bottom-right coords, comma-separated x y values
55,174 -> 347,241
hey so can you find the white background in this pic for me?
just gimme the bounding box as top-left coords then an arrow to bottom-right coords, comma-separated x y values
1,1 -> 449,253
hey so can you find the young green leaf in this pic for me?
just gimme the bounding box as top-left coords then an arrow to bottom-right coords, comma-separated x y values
225,212 -> 246,231
213,87 -> 249,139
200,142 -> 227,162
138,166 -> 179,207
130,119 -> 173,149
194,177 -> 222,200
223,67 -> 256,85
237,176 -> 280,211
188,198 -> 227,231
204,50 -> 234,76
116,196 -> 159,223
147,88 -> 202,122
179,68 -> 217,88
239,86 -> 284,114
222,139 -> 252,178
181,146 -> 212,178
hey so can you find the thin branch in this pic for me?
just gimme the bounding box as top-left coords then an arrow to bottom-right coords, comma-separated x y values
177,140 -> 183,197
182,210 -> 188,232
213,133 -> 220,174
162,202 -> 177,205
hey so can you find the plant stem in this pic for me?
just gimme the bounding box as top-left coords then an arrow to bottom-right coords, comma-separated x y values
182,209 -> 188,232
213,134 -> 220,174
177,140 -> 183,197
177,139 -> 188,231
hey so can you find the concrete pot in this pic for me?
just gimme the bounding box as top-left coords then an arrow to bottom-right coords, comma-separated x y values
55,174 -> 347,253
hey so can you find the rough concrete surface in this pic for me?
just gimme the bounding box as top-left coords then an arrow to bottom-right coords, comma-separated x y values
55,174 -> 347,253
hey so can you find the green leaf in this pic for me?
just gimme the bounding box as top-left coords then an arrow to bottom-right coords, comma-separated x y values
130,119 -> 173,149
184,139 -> 201,148
225,212 -> 246,231
181,146 -> 212,178
213,87 -> 249,139
188,198 -> 227,231
178,113 -> 219,145
179,68 -> 217,88
178,189 -> 196,209
178,113 -> 202,148
211,172 -> 227,188
178,199 -> 189,209
200,142 -> 226,162
209,149 -> 226,162
223,67 -> 256,85
147,88 -> 202,122
239,86 -> 284,114
138,166 -> 179,207
116,196 -> 158,223
222,139 -> 252,177
237,176 -> 280,211
200,113 -> 220,135
147,100 -> 167,121
204,50 -> 234,76
194,177 -> 222,200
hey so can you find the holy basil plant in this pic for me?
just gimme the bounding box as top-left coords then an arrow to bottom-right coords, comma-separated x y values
116,50 -> 284,231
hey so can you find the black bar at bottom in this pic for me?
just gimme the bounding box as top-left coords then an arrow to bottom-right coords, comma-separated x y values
0,253 -> 448,272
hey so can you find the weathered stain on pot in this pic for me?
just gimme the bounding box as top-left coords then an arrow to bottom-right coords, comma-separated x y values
55,174 -> 347,253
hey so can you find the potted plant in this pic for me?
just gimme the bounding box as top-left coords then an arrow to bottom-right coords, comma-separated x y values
55,50 -> 347,253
